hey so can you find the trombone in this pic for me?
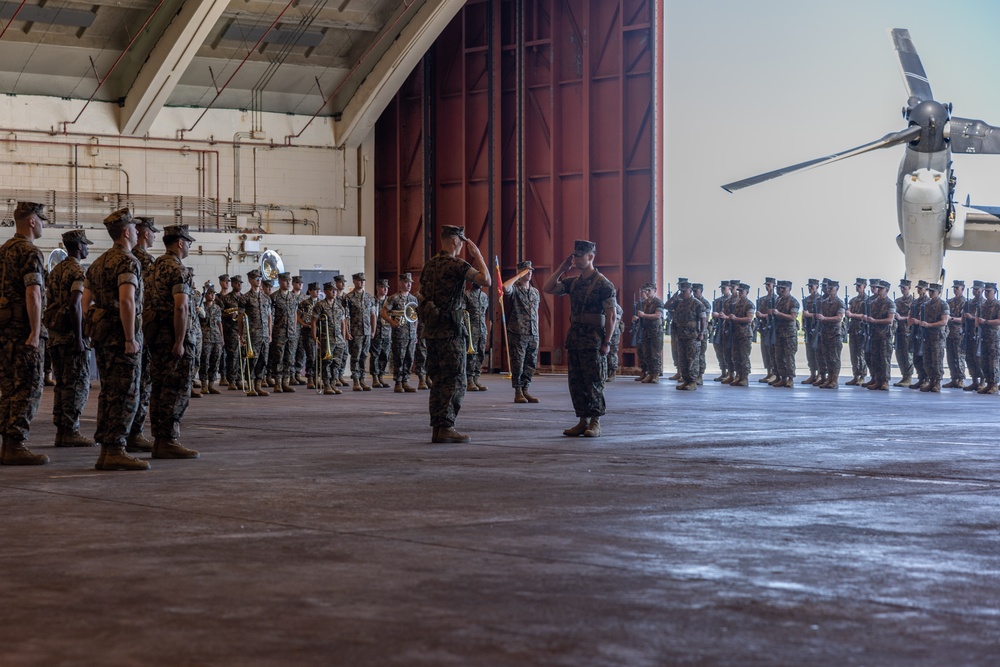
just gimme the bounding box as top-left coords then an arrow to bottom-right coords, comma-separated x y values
314,315 -> 334,394
463,310 -> 476,354
240,313 -> 256,394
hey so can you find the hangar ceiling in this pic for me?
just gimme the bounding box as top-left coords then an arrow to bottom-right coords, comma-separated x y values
0,0 -> 451,136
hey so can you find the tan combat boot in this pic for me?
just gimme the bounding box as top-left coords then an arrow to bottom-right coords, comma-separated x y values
294,374 -> 306,385
190,386 -> 202,398
468,379 -> 479,392
323,383 -> 337,395
583,418 -> 602,437
206,381 -> 222,395
634,373 -> 648,382
125,433 -> 154,452
731,374 -> 748,387
255,380 -> 270,396
1,439 -> 49,465
521,389 -> 540,403
667,372 -> 681,381
845,375 -> 861,386
607,369 -> 616,382
394,381 -> 403,393
713,373 -> 727,382
677,381 -> 696,391
306,377 -> 315,389
352,378 -> 362,392
153,439 -> 200,459
361,379 -> 372,391
403,381 -> 417,393
514,388 -> 528,404
563,419 -> 588,436
56,431 -> 96,448
432,427 -> 471,444
417,374 -> 429,390
282,377 -> 296,393
758,373 -> 774,384
96,445 -> 149,471
721,372 -> 734,385
801,372 -> 817,385
474,377 -> 488,391
894,376 -> 913,387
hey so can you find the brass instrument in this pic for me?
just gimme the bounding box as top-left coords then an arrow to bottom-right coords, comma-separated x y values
46,248 -> 68,272
314,315 -> 333,394
223,307 -> 239,319
463,310 -> 475,354
240,313 -> 256,394
390,302 -> 418,324
260,249 -> 284,282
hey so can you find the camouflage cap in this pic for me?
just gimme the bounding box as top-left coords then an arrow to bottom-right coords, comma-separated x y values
278,271 -> 291,280
14,201 -> 48,221
973,279 -> 986,288
61,228 -> 93,246
678,280 -> 692,290
879,280 -> 891,289
764,276 -> 776,285
323,281 -> 335,290
807,278 -> 819,286
352,272 -> 366,281
928,283 -> 942,292
729,279 -> 741,286
719,280 -> 730,288
777,280 -> 792,288
247,269 -> 262,279
334,274 -> 346,283
827,280 -> 840,288
516,260 -> 533,271
218,273 -> 230,281
163,224 -> 195,243
986,282 -> 998,291
737,282 -> 750,291
692,283 -> 704,290
103,207 -> 133,227
953,279 -> 965,287
230,274 -> 243,283
292,275 -> 303,284
855,278 -> 867,286
135,216 -> 159,232
676,277 -> 689,283
441,225 -> 467,240
916,279 -> 929,289
573,240 -> 596,255
899,278 -> 911,287
307,282 -> 320,291
377,278 -> 390,288
399,272 -> 413,282
204,284 -> 216,295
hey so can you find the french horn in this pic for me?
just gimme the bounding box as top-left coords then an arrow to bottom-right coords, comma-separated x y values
46,248 -> 67,272
390,303 -> 418,324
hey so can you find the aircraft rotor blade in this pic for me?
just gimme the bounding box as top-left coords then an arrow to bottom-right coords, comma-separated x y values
948,117 -> 1000,154
721,125 -> 922,193
889,28 -> 933,103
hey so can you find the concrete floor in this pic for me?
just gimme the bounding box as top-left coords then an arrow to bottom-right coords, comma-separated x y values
2,372 -> 999,666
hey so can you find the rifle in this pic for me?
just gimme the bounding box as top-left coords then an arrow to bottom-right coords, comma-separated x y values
862,290 -> 871,355
752,288 -> 760,343
917,299 -> 927,357
975,298 -> 983,357
811,289 -> 821,351
766,290 -> 777,346
710,289 -> 721,345
663,283 -> 674,336
630,292 -> 642,348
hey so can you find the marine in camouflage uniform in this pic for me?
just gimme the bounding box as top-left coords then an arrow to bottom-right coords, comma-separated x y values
917,283 -> 950,392
635,283 -> 664,382
200,287 -> 224,393
127,216 -> 158,451
963,280 -> 985,391
756,278 -> 778,383
664,282 -> 683,380
845,278 -> 869,386
219,275 -> 243,389
333,275 -> 351,387
143,225 -> 200,459
670,281 -> 707,390
345,272 -> 377,391
289,275 -> 305,382
543,240 -> 618,438
382,273 -> 418,392
864,280 -> 896,390
693,284 -> 711,383
814,280 -> 846,389
464,283 -> 489,392
504,260 -> 541,401
46,228 -> 95,448
976,282 -> 1000,394
711,282 -> 731,381
893,279 -> 915,386
298,282 -> 320,388
239,269 -> 273,396
800,278 -> 821,384
313,282 -> 348,394
188,275 -> 204,398
270,271 -> 301,393
419,225 -> 490,443
369,278 -> 392,388
907,280 -> 930,390
725,283 -> 755,386
84,209 -> 148,470
769,280 -> 799,387
721,279 -> 741,383
216,274 -> 231,384
943,280 -> 967,388
0,202 -> 49,465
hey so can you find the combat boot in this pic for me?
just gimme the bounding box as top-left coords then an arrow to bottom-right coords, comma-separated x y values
425,376 -> 433,388
244,382 -> 258,396
784,378 -> 795,388
152,438 -> 199,459
353,379 -> 363,392
281,377 -> 295,393
721,372 -> 734,385
206,382 -> 222,395
521,389 -> 540,403
514,388 -> 528,403
643,374 -> 659,383
758,373 -> 774,383
583,418 -> 602,437
294,374 -> 306,385
56,431 -> 96,448
987,384 -> 1000,395
863,378 -> 878,388
402,381 -> 417,393
432,427 -> 471,444
228,381 -> 239,390
801,372 -> 818,385
44,371 -> 55,386
768,376 -> 784,387
894,376 -> 913,387
697,375 -> 704,385
845,375 -> 859,386
1,438 -> 49,465
909,379 -> 927,390
607,369 -> 616,382
821,377 -> 838,389
713,373 -> 727,382
677,381 -> 696,391
468,380 -> 479,392
925,381 -> 942,393
273,380 -> 284,393
942,379 -> 960,389
190,386 -> 202,398
667,372 -> 681,381
563,419 -> 588,436
732,374 -> 748,387
361,379 -> 372,391
255,380 -> 270,396
125,432 -> 154,452
323,383 -> 337,395
96,445 -> 150,471
417,374 -> 429,390
635,373 -> 648,382
394,381 -> 403,393
306,378 -> 315,389
474,377 -> 488,391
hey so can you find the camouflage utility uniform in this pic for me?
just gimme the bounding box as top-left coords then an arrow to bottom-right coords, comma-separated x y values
271,286 -> 301,386
922,295 -> 950,388
894,292 -> 915,382
200,301 -> 224,387
671,295 -> 706,385
240,290 -> 272,381
464,287 -> 489,385
386,292 -> 418,384
946,292 -> 966,383
507,283 -> 540,391
46,255 -> 89,436
345,289 -> 376,384
868,293 -> 896,386
774,292 -> 800,382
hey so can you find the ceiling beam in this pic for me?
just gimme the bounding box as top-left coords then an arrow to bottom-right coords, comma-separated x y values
335,0 -> 463,148
119,0 -> 231,137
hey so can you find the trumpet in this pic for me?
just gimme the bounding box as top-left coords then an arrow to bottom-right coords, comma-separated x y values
315,315 -> 334,394
240,313 -> 256,394
390,303 -> 418,324
463,310 -> 475,354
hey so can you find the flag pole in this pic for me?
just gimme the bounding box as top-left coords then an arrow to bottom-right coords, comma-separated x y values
495,255 -> 513,379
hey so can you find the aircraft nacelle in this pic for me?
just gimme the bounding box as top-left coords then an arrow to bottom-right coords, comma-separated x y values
899,168 -> 948,283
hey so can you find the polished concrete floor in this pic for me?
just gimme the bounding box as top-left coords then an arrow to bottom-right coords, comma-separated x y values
2,372 -> 999,666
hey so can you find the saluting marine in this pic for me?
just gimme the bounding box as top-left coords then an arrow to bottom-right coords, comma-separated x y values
504,260 -> 541,402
